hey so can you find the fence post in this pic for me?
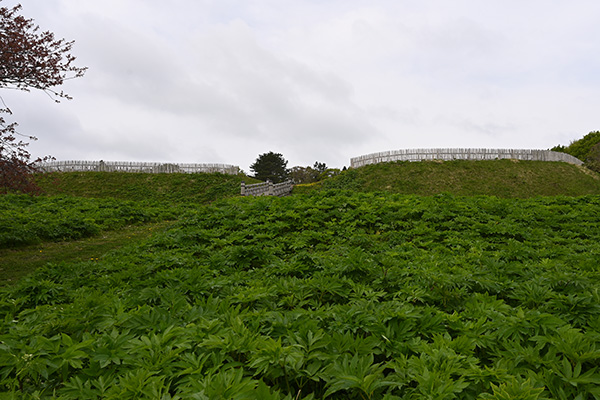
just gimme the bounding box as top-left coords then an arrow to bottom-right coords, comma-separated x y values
240,181 -> 246,196
267,180 -> 274,196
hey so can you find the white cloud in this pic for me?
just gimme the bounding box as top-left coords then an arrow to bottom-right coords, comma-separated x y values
2,0 -> 600,170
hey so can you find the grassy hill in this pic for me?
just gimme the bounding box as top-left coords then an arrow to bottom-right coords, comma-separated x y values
298,160 -> 600,197
3,162 -> 600,397
4,160 -> 598,283
29,160 -> 600,201
34,171 -> 261,203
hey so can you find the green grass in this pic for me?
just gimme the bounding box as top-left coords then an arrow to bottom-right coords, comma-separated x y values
0,193 -> 183,285
34,171 -> 261,203
297,160 -> 600,197
0,221 -> 174,287
0,195 -> 179,248
32,160 -> 600,200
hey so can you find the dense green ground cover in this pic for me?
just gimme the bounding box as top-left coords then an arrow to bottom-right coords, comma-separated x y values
294,160 -> 600,197
2,191 -> 600,399
0,195 -> 178,248
0,222 -> 174,286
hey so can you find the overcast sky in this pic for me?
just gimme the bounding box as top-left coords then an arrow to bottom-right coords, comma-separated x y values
3,0 -> 600,170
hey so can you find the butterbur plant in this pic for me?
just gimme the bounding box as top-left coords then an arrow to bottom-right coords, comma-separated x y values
0,194 -> 177,248
323,353 -> 393,399
2,192 -> 600,398
479,378 -> 548,400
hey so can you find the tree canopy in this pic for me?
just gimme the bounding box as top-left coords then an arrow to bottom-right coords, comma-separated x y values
0,2 -> 86,96
249,152 -> 289,183
552,131 -> 600,173
289,161 -> 330,184
1,1 -> 86,193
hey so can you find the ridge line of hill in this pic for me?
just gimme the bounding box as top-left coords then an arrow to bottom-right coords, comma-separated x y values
30,159 -> 600,200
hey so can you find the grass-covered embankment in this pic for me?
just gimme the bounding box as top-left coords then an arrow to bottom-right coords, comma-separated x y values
34,171 -> 260,203
297,160 -> 600,197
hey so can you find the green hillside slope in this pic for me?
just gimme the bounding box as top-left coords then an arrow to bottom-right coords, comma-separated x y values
311,160 -> 600,197
29,160 -> 600,200
34,171 -> 260,203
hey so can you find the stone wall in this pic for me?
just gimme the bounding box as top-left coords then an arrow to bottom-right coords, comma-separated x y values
241,180 -> 293,196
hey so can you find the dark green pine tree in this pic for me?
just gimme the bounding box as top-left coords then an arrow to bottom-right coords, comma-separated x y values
250,152 -> 289,183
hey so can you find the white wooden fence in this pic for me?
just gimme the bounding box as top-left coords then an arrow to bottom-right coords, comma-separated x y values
38,160 -> 240,175
241,180 -> 294,197
350,148 -> 583,168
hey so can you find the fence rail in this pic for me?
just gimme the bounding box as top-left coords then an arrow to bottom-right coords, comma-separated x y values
350,148 -> 583,168
241,180 -> 294,197
37,160 -> 240,175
